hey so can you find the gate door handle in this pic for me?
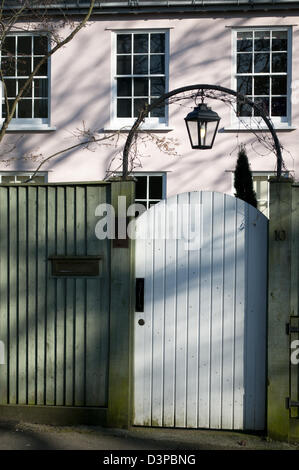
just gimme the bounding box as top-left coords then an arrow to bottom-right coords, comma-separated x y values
135,278 -> 144,312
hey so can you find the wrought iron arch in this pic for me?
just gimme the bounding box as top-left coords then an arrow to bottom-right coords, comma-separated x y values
122,84 -> 283,179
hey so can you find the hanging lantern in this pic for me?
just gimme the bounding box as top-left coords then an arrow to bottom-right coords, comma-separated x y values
184,102 -> 221,150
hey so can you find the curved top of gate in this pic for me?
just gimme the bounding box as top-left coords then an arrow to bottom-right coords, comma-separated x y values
133,191 -> 268,248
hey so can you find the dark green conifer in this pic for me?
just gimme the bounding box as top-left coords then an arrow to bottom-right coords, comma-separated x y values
234,145 -> 257,208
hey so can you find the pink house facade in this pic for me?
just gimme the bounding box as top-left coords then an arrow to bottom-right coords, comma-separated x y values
2,0 -> 298,216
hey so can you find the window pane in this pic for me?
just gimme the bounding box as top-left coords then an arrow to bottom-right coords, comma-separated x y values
271,97 -> 287,116
2,99 -> 16,118
34,78 -> 48,98
18,99 -> 32,118
17,57 -> 31,76
254,97 -> 269,116
31,176 -> 45,183
117,56 -> 131,75
149,176 -> 163,199
34,99 -> 48,118
237,54 -> 252,73
34,36 -> 48,55
117,98 -> 131,117
254,53 -> 270,73
135,176 -> 147,199
1,175 -> 16,183
2,57 -> 15,76
4,79 -> 16,97
17,36 -> 31,55
272,76 -> 287,95
272,31 -> 287,51
151,77 -> 165,96
17,176 -> 32,182
272,53 -> 287,72
150,33 -> 165,53
134,34 -> 148,53
237,98 -> 252,117
115,31 -> 166,123
258,201 -> 268,215
254,31 -> 270,51
117,34 -> 131,54
2,36 -> 15,56
117,78 -> 132,96
237,76 -> 252,95
150,55 -> 164,74
135,200 -> 147,212
18,79 -> 32,97
134,98 -> 148,117
34,57 -> 47,76
134,78 -> 148,96
150,101 -> 165,117
254,76 -> 269,95
237,31 -> 253,52
133,55 -> 148,74
254,177 -> 268,201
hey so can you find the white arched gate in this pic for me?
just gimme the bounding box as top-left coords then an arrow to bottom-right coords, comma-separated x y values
133,191 -> 268,430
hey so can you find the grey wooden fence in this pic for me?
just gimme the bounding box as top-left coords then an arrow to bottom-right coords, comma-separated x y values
0,182 -> 110,408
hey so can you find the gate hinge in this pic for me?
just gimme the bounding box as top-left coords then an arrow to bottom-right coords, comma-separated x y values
286,397 -> 299,409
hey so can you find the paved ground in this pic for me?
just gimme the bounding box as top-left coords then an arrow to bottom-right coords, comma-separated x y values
0,422 -> 297,450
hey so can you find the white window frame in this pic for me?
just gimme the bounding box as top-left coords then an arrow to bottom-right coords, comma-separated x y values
115,171 -> 166,209
229,169 -> 290,218
231,26 -> 292,130
0,171 -> 48,183
111,29 -> 169,131
0,32 -> 52,131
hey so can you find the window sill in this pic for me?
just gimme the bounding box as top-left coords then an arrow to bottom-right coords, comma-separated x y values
222,125 -> 296,133
5,125 -> 56,132
103,126 -> 174,133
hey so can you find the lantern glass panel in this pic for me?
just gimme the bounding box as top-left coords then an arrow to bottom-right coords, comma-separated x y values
203,120 -> 219,147
186,120 -> 199,147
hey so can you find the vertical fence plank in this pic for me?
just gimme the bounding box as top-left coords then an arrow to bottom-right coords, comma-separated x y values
8,187 -> 17,404
162,196 -> 177,427
28,186 -> 37,405
37,186 -> 46,405
210,192 -> 225,429
151,201 -> 165,427
221,195 -> 236,429
46,186 -> 56,405
56,186 -> 66,406
74,185 -> 86,406
95,186 -> 110,407
18,187 -> 27,404
198,192 -> 213,428
186,192 -> 201,428
142,205 -> 154,425
175,193 -> 189,427
233,198 -> 246,429
65,186 -> 75,406
134,213 -> 147,425
0,188 -> 8,404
